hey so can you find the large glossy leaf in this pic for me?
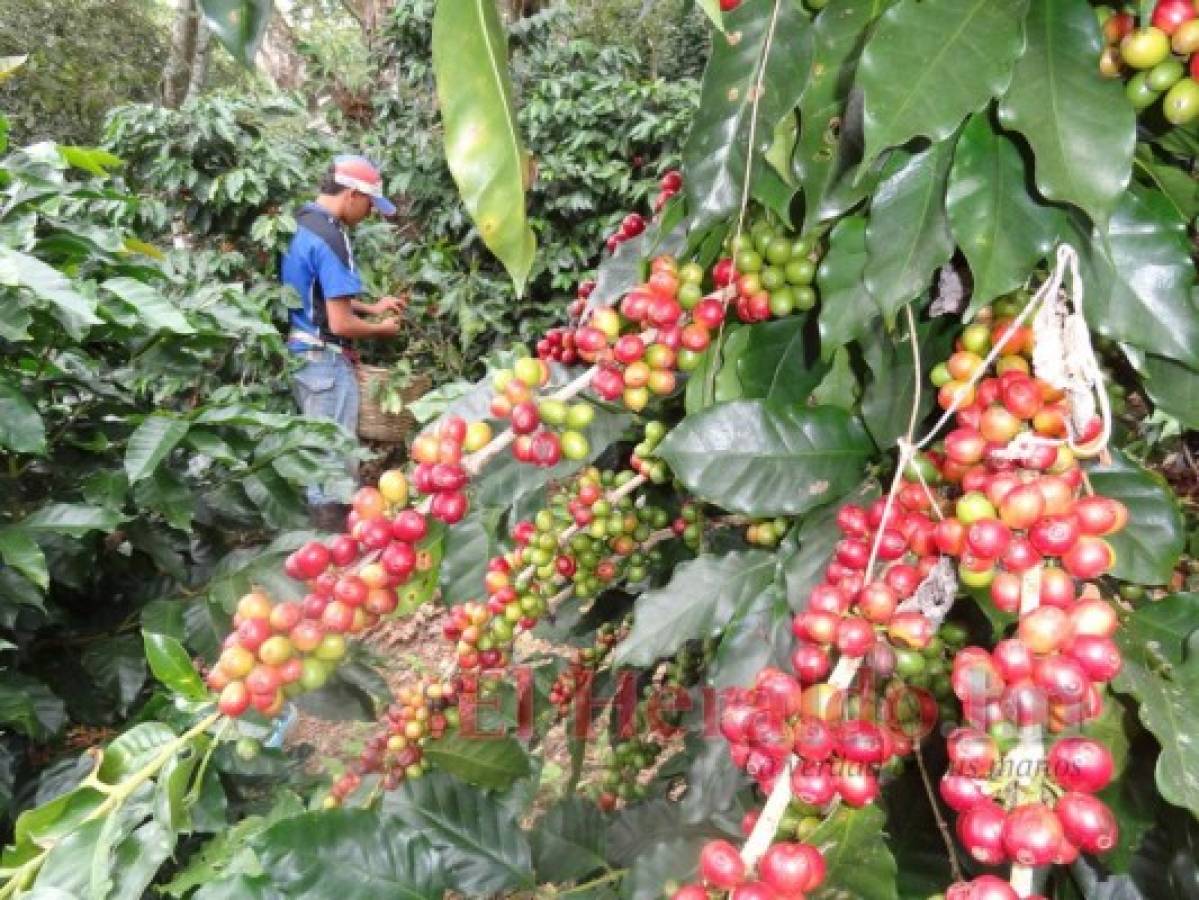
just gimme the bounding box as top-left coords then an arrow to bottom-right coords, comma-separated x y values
946,113 -> 1066,315
1129,350 -> 1199,430
794,1 -> 886,232
198,0 -> 272,68
1086,450 -> 1184,585
142,631 -> 209,700
857,0 -> 1028,168
436,507 -> 499,606
531,797 -> 608,884
736,316 -> 828,407
81,636 -> 146,717
807,805 -> 899,900
709,584 -> 791,688
613,550 -> 778,667
816,215 -> 872,357
240,809 -> 444,899
657,402 -> 872,517
1072,190 -> 1199,368
863,137 -> 956,319
1113,594 -> 1199,820
859,319 -> 955,449
0,673 -> 66,740
683,0 -> 813,227
98,722 -> 179,783
19,503 -> 122,536
102,277 -> 194,335
0,245 -> 100,339
997,0 -> 1135,225
0,376 -> 45,455
383,773 -> 533,894
422,734 -> 530,791
125,414 -> 190,484
0,527 -> 48,590
433,0 -> 535,292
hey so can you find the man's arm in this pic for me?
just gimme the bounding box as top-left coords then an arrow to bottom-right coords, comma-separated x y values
326,298 -> 400,339
351,296 -> 408,316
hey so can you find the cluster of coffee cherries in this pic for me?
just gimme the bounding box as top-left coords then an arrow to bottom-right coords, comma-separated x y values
410,416 -> 492,524
670,501 -> 706,552
629,419 -> 672,483
720,668 -> 910,806
210,479 -> 433,718
603,170 -> 682,254
540,281 -> 598,362
670,838 -> 826,899
924,313 -> 1124,597
327,677 -> 459,803
489,356 -> 597,467
714,220 -> 823,323
879,620 -> 970,733
446,468 -> 665,669
547,619 -> 630,715
744,517 -> 791,548
593,731 -> 664,810
1099,2 -> 1199,126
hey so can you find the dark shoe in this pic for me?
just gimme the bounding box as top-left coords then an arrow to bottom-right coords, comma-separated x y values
310,503 -> 350,532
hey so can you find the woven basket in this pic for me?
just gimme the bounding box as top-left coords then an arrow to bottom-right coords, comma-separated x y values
356,365 -> 430,444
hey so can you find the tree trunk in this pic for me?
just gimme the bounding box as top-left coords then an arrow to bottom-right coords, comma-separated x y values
184,13 -> 212,103
256,5 -> 305,92
161,0 -> 198,108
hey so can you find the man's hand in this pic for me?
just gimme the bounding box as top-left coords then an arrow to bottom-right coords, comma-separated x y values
373,317 -> 401,337
371,295 -> 409,316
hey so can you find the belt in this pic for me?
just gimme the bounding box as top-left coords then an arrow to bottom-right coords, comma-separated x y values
288,331 -> 360,365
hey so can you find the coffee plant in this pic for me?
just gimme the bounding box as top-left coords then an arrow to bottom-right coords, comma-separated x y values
4,0 -> 1199,898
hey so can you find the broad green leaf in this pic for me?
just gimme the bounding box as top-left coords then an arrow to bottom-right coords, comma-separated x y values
13,785 -> 104,848
0,673 -> 66,740
198,0 -> 272,67
794,1 -> 885,231
1072,190 -> 1199,368
709,584 -> 791,688
863,137 -> 956,319
0,376 -> 45,454
82,636 -> 147,717
1132,351 -> 1199,429
683,0 -> 813,227
858,0 -> 1028,168
433,0 -> 535,292
248,809 -> 444,899
608,801 -> 738,899
685,325 -> 751,413
0,527 -> 48,590
383,773 -> 534,894
58,146 -> 123,177
807,805 -> 899,900
613,550 -> 778,666
531,798 -> 608,884
0,245 -> 100,339
1114,595 -> 1199,820
1087,450 -> 1184,585
946,112 -> 1066,315
1135,147 -> 1199,223
125,414 -> 190,483
782,503 -> 845,611
816,215 -> 872,358
997,0 -> 1135,225
437,508 -> 496,606
98,722 -> 178,782
20,503 -> 122,536
736,316 -> 829,407
102,277 -> 194,334
810,346 -> 859,409
142,631 -> 209,700
859,318 -> 955,449
422,734 -> 530,791
108,820 -> 177,899
657,402 -> 873,517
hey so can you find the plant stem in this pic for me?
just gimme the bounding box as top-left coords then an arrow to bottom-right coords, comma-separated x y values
0,711 -> 221,898
559,868 -> 627,895
914,739 -> 964,883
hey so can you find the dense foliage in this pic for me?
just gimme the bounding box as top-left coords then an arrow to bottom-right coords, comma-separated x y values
4,0 -> 1199,899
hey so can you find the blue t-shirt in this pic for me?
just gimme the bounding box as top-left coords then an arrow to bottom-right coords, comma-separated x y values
281,203 -> 363,351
